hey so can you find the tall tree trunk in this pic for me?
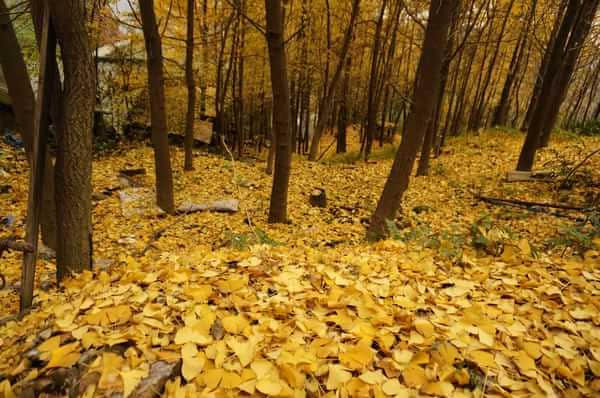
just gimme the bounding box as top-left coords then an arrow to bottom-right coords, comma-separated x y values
363,0 -> 387,160
337,55 -> 351,153
521,0 -> 568,131
0,0 -> 57,250
308,0 -> 360,160
49,0 -> 95,278
367,0 -> 453,240
492,0 -> 537,126
516,0 -> 599,170
471,0 -> 515,130
139,0 -> 175,213
265,0 -> 292,223
184,0 -> 196,171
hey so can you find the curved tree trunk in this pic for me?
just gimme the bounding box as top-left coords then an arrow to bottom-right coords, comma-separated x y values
368,0 -> 454,240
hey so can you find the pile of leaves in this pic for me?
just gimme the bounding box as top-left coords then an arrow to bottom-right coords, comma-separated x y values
0,130 -> 599,397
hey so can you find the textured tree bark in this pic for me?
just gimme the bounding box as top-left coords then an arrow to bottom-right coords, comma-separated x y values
367,0 -> 453,240
308,0 -> 360,160
517,0 -> 599,170
48,0 -> 95,279
139,0 -> 175,213
184,0 -> 196,171
265,0 -> 292,223
1,0 -> 57,250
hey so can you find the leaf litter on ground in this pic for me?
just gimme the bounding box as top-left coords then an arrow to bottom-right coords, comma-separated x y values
0,130 -> 599,397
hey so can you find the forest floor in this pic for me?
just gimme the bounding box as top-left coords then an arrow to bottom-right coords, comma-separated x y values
0,129 -> 599,398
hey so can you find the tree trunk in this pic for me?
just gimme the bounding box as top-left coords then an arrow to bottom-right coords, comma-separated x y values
363,0 -> 387,160
308,0 -> 360,160
1,0 -> 58,250
517,0 -> 599,170
521,0 -> 568,131
139,0 -> 175,213
184,0 -> 195,171
265,0 -> 292,223
492,0 -> 536,126
48,0 -> 95,279
367,0 -> 453,240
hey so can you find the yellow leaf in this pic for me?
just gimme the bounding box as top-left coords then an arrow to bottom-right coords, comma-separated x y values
339,340 -> 374,370
251,359 -> 275,379
402,365 -> 426,388
174,326 -> 212,345
121,368 -> 147,398
326,364 -> 352,390
279,363 -> 304,388
203,368 -> 224,390
46,342 -> 81,368
182,353 -> 206,382
421,381 -> 454,397
220,371 -> 242,389
183,285 -> 212,302
359,370 -> 386,385
222,314 -> 249,334
38,336 -> 61,353
414,319 -> 434,338
0,380 -> 16,398
227,338 -> 255,367
468,350 -> 497,369
513,350 -> 536,373
98,352 -> 124,390
256,377 -> 282,396
382,378 -> 410,396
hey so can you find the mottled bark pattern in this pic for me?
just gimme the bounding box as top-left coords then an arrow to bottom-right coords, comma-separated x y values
48,0 -> 95,278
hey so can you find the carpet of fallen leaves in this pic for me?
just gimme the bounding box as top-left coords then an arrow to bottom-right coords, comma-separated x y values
0,129 -> 599,398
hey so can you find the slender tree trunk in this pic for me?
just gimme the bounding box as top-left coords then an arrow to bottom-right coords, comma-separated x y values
0,0 -> 57,250
517,0 -> 599,170
492,0 -> 536,126
337,56 -> 351,154
471,0 -> 515,130
364,0 -> 387,160
368,0 -> 453,240
265,0 -> 292,223
139,0 -> 175,213
184,0 -> 196,171
49,0 -> 95,278
308,0 -> 360,160
199,0 -> 208,115
521,0 -> 568,131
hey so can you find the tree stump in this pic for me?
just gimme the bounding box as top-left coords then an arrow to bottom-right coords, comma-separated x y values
309,188 -> 327,208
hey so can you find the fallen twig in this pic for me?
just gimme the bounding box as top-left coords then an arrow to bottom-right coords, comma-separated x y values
475,193 -> 589,212
562,147 -> 600,187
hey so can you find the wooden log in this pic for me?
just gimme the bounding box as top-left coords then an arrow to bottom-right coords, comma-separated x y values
20,2 -> 55,313
505,170 -> 554,182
